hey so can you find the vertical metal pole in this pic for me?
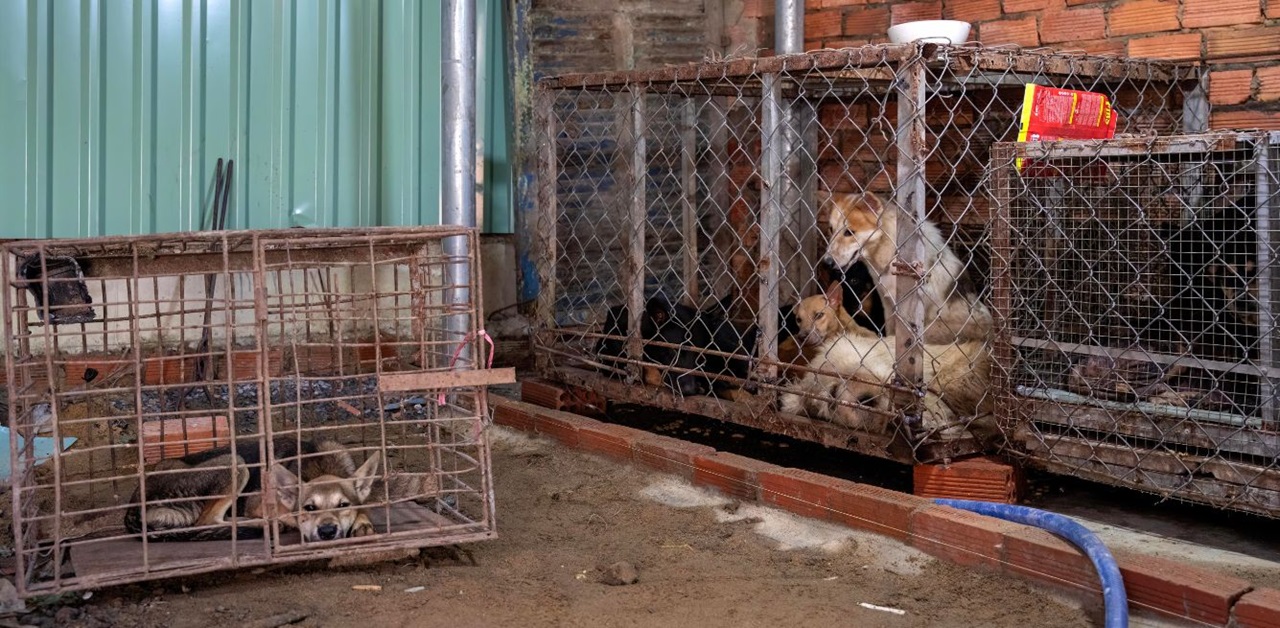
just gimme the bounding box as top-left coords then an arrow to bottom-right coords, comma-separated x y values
533,86 -> 559,375
681,98 -> 700,306
1182,73 -> 1209,134
758,73 -> 783,383
794,102 -> 820,297
624,86 -> 648,382
893,48 -> 928,438
1255,136 -> 1276,427
707,97 -> 732,301
443,0 -> 477,368
775,0 -> 805,55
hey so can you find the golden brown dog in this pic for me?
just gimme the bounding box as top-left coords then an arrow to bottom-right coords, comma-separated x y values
820,191 -> 992,344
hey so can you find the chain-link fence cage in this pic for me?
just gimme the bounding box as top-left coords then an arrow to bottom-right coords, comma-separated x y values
532,43 -> 1199,464
2,227 -> 508,597
990,132 -> 1280,517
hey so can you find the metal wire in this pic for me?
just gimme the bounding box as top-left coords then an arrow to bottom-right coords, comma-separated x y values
534,43 -> 1197,467
2,227 -> 497,596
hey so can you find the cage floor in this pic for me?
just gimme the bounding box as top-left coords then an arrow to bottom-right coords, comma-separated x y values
69,502 -> 453,580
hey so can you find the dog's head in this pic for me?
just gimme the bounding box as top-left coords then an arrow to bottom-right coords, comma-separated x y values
270,452 -> 380,542
820,191 -> 889,271
794,282 -> 848,348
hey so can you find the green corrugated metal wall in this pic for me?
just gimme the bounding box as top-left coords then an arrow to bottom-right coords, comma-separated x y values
0,0 -> 513,238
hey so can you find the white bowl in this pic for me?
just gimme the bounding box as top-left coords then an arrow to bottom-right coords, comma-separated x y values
887,20 -> 971,45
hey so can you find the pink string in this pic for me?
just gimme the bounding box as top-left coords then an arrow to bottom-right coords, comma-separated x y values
436,329 -> 495,406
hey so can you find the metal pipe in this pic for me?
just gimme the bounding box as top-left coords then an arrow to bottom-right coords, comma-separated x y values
775,0 -> 805,55
443,0 -> 477,367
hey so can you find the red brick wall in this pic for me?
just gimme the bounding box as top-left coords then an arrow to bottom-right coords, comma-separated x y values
799,0 -> 1280,129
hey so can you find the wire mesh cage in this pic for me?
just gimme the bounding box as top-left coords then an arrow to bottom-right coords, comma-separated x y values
2,227 -> 508,596
990,132 -> 1280,517
534,43 -> 1197,463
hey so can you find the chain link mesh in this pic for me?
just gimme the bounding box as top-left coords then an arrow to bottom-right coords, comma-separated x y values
533,44 -> 1199,471
991,131 -> 1280,517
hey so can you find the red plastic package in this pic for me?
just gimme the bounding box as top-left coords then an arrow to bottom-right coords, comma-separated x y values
1016,84 -> 1117,175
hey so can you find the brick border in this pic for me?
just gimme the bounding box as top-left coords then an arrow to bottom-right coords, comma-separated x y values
493,396 -> 1280,626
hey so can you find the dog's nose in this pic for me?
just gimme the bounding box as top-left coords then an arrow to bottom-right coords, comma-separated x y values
318,524 -> 339,540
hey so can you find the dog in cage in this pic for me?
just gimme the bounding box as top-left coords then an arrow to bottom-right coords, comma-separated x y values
778,284 -> 993,439
123,436 -> 415,543
596,293 -> 758,399
820,191 -> 992,344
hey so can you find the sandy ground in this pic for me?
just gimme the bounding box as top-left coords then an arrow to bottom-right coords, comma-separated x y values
9,426 -> 1111,628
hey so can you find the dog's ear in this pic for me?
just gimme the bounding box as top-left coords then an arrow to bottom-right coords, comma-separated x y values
860,192 -> 886,214
351,452 -> 381,503
644,296 -> 671,325
271,464 -> 300,511
824,281 -> 843,310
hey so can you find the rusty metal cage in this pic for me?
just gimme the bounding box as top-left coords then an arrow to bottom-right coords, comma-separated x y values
533,43 -> 1198,464
990,132 -> 1280,517
2,227 -> 509,596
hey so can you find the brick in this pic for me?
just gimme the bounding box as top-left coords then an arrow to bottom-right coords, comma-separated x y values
1210,69 -> 1254,105
1001,526 -> 1100,592
1115,552 -> 1252,625
1269,0 -> 1280,18
890,1 -> 943,24
815,0 -> 866,7
977,17 -> 1040,47
577,423 -> 646,462
1207,27 -> 1280,59
1183,0 -> 1262,28
493,402 -> 538,432
808,9 -> 845,39
1065,0 -> 1104,5
1072,38 -> 1125,55
843,7 -> 891,35
1211,109 -> 1280,130
913,457 -> 1022,503
633,434 -> 715,479
1040,7 -> 1105,43
758,469 -> 837,519
1233,588 -> 1280,628
693,452 -> 780,501
532,412 -> 598,448
944,0 -> 1002,21
1002,0 -> 1053,12
1106,0 -> 1179,36
826,481 -> 929,541
805,39 -> 825,51
1127,33 -> 1202,61
823,38 -> 872,49
521,378 -> 567,409
1259,66 -> 1280,101
909,505 -> 1022,568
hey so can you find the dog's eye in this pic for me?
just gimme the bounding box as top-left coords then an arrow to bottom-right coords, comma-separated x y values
303,504 -> 317,512
843,229 -> 854,237
338,501 -> 350,508
815,312 -> 824,319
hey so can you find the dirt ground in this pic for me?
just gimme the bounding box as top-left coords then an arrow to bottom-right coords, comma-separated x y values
13,426 -> 1103,628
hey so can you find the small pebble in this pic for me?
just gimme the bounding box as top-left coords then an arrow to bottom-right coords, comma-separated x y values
404,586 -> 425,593
599,561 -> 639,586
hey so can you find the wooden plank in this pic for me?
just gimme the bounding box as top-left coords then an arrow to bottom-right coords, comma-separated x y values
1014,397 -> 1280,459
379,368 -> 516,392
1025,435 -> 1280,492
550,366 -> 983,464
1019,434 -> 1280,517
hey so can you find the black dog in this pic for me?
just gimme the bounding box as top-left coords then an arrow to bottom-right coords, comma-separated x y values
817,258 -> 885,335
597,294 -> 757,397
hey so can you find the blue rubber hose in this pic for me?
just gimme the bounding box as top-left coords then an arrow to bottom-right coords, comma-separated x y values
934,499 -> 1128,628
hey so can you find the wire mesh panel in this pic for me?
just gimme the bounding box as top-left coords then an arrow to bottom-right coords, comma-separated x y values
990,132 -> 1280,517
534,43 -> 1197,464
2,227 -> 505,596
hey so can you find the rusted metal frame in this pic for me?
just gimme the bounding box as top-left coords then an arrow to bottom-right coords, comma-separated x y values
622,85 -> 648,384
797,100 -> 820,298
777,78 -> 804,306
988,143 -> 1017,440
124,244 -> 157,576
27,245 -> 70,590
379,369 -> 517,392
756,71 -> 784,384
538,46 -> 912,90
706,96 -> 733,301
1016,396 -> 1275,454
680,98 -> 700,306
1256,136 -> 1277,429
941,48 -> 1192,84
1,249 -> 29,594
533,86 -> 559,375
1012,133 -> 1243,161
252,233 -> 285,556
1010,335 -> 1280,380
891,46 -> 929,440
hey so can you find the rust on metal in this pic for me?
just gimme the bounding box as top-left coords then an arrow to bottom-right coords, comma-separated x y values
379,368 -> 517,392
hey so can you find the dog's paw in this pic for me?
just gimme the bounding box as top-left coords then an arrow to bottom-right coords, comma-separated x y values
350,515 -> 376,538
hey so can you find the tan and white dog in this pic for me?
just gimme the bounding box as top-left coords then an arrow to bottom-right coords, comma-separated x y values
779,287 -> 993,439
820,191 -> 992,345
